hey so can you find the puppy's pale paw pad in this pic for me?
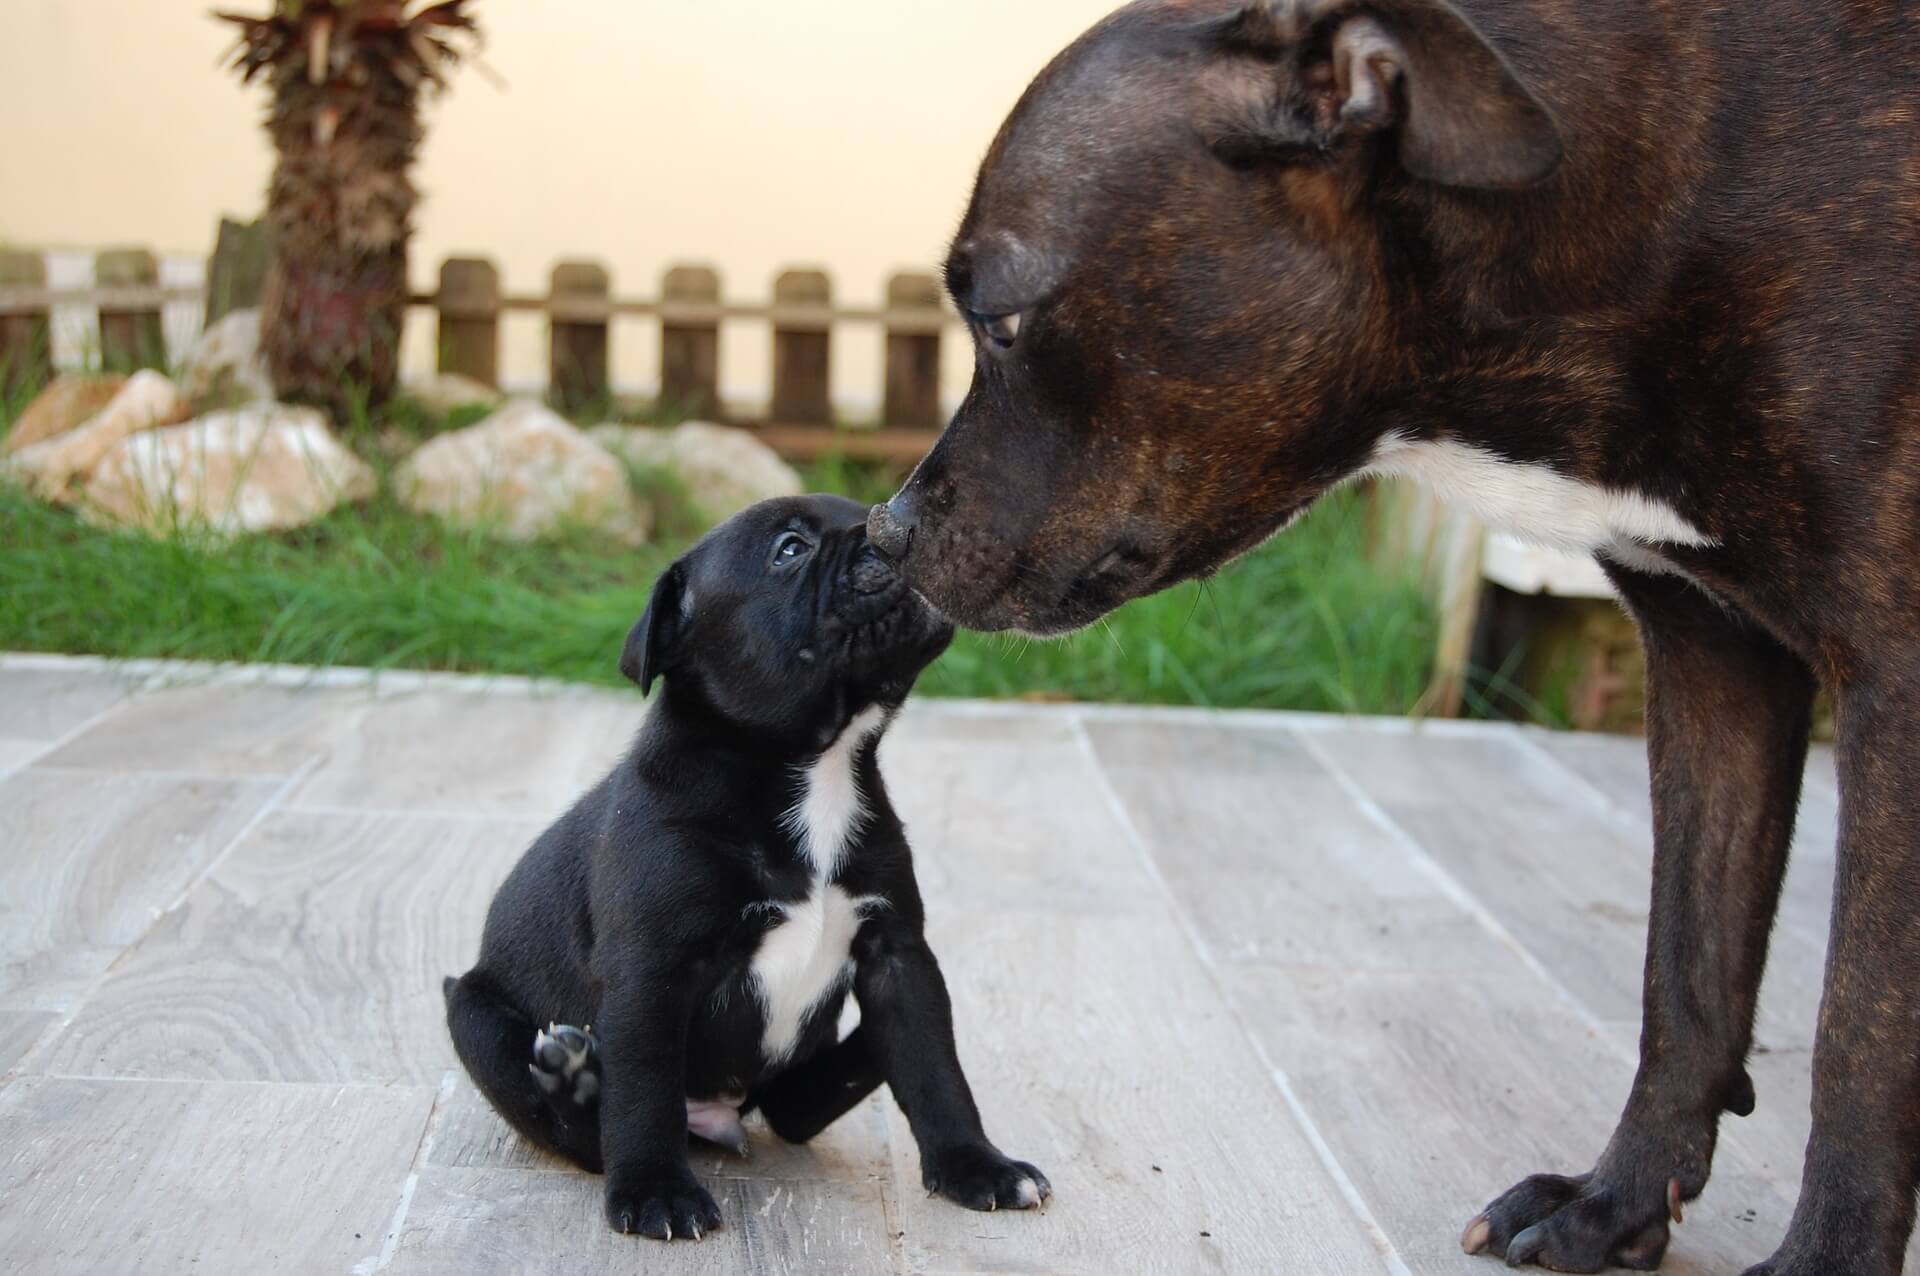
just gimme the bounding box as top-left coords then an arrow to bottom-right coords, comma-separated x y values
923,1143 -> 1052,1213
530,1023 -> 600,1107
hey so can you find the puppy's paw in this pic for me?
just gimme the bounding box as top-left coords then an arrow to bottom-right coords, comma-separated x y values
922,1142 -> 1051,1212
605,1166 -> 723,1241
530,1023 -> 599,1108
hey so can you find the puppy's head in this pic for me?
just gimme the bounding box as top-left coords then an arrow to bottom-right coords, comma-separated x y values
623,494 -> 953,743
870,0 -> 1561,635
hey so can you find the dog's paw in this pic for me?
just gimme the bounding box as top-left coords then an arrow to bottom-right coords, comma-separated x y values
605,1166 -> 723,1241
529,1023 -> 599,1108
1464,1170 -> 1681,1272
921,1142 -> 1051,1212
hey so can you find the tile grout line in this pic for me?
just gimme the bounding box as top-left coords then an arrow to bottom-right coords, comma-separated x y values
1503,730 -> 1652,841
9,757 -> 318,1080
1289,726 -> 1633,1062
363,1070 -> 458,1275
1069,714 -> 1415,1276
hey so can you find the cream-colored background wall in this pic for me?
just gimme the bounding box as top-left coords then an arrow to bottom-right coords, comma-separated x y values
0,0 -> 1119,411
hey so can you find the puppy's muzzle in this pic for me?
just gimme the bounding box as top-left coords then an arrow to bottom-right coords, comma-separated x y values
837,543 -> 907,628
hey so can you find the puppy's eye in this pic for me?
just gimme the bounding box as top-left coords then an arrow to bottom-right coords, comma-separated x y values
772,532 -> 812,564
972,310 -> 1023,350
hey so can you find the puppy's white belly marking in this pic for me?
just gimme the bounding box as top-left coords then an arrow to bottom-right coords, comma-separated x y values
1364,436 -> 1714,560
750,886 -> 877,1063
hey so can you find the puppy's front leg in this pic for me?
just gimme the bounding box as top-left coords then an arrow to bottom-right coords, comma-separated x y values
855,935 -> 1051,1212
594,961 -> 722,1241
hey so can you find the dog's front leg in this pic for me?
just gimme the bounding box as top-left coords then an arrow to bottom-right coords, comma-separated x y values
1470,567 -> 1814,1272
1744,663 -> 1920,1276
594,957 -> 722,1241
855,934 -> 1051,1211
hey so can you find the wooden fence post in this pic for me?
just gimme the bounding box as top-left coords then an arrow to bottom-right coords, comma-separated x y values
549,260 -> 611,416
883,271 -> 942,428
0,250 -> 53,398
436,257 -> 500,387
95,248 -> 165,372
660,263 -> 720,421
204,216 -> 272,326
770,269 -> 832,425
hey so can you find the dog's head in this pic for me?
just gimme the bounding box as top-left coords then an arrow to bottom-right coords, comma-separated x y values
624,494 -> 954,744
869,0 -> 1561,634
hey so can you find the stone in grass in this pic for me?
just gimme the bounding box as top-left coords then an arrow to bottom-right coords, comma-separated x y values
589,420 -> 802,522
3,370 -> 186,500
4,373 -> 129,454
395,398 -> 650,543
84,403 -> 377,537
177,308 -> 273,410
402,371 -> 502,419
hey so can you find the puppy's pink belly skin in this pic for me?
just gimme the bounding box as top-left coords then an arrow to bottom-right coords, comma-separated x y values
687,1094 -> 749,1155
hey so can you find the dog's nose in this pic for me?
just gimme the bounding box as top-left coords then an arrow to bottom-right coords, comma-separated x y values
866,494 -> 917,561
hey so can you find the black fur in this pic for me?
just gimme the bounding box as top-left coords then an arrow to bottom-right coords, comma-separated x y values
444,494 -> 1049,1240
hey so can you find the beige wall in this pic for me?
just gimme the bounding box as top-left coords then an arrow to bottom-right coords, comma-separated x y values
0,0 -> 1120,410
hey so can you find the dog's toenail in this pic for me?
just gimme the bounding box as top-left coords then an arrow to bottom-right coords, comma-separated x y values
1667,1178 -> 1684,1224
1462,1214 -> 1491,1254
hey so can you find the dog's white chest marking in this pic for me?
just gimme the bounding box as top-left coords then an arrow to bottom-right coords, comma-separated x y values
1364,436 -> 1714,560
751,706 -> 888,1064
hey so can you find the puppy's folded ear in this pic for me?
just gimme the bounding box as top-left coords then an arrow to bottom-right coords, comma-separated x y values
621,563 -> 689,693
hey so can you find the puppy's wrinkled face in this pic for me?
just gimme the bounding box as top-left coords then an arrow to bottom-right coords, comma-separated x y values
874,0 -> 1559,634
624,494 -> 953,743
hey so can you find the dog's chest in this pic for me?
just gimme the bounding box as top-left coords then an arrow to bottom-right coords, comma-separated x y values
1364,436 -> 1714,561
748,706 -> 888,1064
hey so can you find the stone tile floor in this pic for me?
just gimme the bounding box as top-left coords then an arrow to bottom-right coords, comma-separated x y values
0,655 -> 1888,1274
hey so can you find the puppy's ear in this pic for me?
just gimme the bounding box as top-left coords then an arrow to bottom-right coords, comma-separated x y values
1217,0 -> 1562,190
621,563 -> 689,693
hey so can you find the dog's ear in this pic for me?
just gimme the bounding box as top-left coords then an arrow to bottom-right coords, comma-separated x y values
1222,0 -> 1562,190
621,563 -> 689,693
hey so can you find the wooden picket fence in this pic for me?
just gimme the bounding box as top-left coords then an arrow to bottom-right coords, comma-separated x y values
0,246 -> 963,463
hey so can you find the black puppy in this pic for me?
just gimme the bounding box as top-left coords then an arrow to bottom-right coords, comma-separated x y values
444,494 -> 1049,1240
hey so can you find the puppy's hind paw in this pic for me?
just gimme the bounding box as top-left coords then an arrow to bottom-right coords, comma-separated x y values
922,1142 -> 1052,1213
530,1023 -> 600,1108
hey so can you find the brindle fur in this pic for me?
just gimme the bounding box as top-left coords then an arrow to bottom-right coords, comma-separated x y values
870,2 -> 1920,1272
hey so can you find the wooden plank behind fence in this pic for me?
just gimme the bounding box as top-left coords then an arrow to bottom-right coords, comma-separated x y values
95,249 -> 166,372
771,269 -> 831,425
436,257 -> 499,388
549,260 -> 609,414
0,251 -> 52,396
659,264 -> 720,420
204,218 -> 271,326
883,271 -> 942,429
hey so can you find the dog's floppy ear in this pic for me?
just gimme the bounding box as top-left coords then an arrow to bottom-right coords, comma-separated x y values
1223,0 -> 1562,190
621,562 -> 689,693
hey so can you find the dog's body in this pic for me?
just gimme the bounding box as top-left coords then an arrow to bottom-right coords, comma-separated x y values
868,2 -> 1919,1272
445,495 -> 1047,1240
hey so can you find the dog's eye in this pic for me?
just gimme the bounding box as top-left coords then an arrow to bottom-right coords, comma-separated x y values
972,310 -> 1023,350
772,532 -> 812,564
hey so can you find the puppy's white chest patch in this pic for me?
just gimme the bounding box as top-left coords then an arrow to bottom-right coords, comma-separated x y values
751,705 -> 890,1063
1364,436 -> 1714,559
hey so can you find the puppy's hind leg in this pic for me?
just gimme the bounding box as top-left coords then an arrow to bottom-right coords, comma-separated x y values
750,1024 -> 886,1144
443,971 -> 603,1172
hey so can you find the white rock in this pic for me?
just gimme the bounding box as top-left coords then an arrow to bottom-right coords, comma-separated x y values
83,403 -> 376,537
590,420 -> 802,520
403,371 -> 502,418
178,308 -> 273,409
3,370 -> 185,500
396,398 -> 648,542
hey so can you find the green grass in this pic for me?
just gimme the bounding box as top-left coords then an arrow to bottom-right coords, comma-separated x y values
0,396 -> 1435,712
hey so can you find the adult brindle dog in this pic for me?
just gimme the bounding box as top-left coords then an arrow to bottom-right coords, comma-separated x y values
865,1 -> 1919,1272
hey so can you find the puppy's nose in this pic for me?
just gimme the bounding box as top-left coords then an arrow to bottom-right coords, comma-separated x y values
849,544 -> 898,595
866,494 -> 917,562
